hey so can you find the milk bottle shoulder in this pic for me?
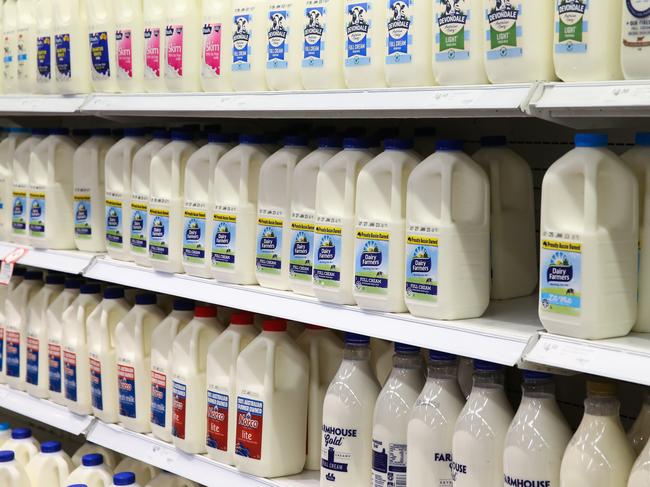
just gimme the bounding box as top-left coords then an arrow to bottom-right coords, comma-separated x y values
4,428 -> 39,466
11,132 -> 45,245
15,0 -> 38,93
143,0 -> 165,92
115,0 -> 144,92
66,453 -> 114,487
0,129 -> 29,240
628,391 -> 650,454
343,0 -> 386,88
164,0 -> 201,92
54,0 -> 92,93
35,0 -> 56,93
0,451 -> 29,487
115,457 -> 158,485
2,0 -> 18,93
629,438 -> 650,487
265,0 -> 304,90
72,443 -> 119,469
86,0 -> 118,92
201,0 -> 233,92
231,0 -> 269,91
25,441 -> 73,487
621,1 -> 650,80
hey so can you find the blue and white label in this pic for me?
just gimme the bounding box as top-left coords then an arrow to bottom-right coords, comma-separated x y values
74,194 -> 92,238
149,207 -> 170,260
303,6 -> 326,67
11,191 -> 26,234
106,199 -> 123,248
372,438 -> 407,487
346,2 -> 371,66
89,31 -> 111,79
624,0 -> 650,47
29,192 -> 46,238
290,218 -> 315,281
256,215 -> 284,275
55,33 -> 72,80
118,364 -> 136,418
151,370 -> 167,427
64,350 -> 78,402
354,226 -> 389,295
37,36 -> 52,81
211,210 -> 237,270
267,9 -> 289,68
314,220 -> 343,288
26,336 -> 39,386
183,209 -> 207,264
130,199 -> 148,254
48,343 -> 61,393
386,0 -> 412,63
540,237 -> 582,317
5,331 -> 19,378
90,357 -> 103,411
233,13 -> 252,71
405,233 -> 439,302
321,423 -> 359,478
485,0 -> 522,60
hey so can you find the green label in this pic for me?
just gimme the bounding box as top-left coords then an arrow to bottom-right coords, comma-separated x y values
559,18 -> 583,43
490,22 -> 516,49
441,26 -> 464,51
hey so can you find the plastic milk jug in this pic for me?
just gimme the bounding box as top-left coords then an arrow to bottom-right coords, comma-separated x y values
473,136 -> 537,300
15,0 -> 37,93
343,0 -> 386,88
182,133 -> 233,278
66,453 -> 113,487
205,311 -> 259,465
211,135 -> 270,284
0,128 -> 28,240
147,472 -> 198,487
201,0 -> 232,92
130,131 -> 169,266
404,140 -> 490,320
35,0 -> 55,93
0,450 -> 29,487
353,139 -> 419,312
105,128 -> 149,262
62,283 -> 102,416
553,0 -> 623,82
451,361 -> 514,487
560,381 -> 635,487
256,137 -> 310,290
28,129 -> 78,250
73,129 -> 116,252
164,0 -> 201,92
86,0 -> 118,92
143,0 -> 165,92
320,333 -> 380,486
115,457 -> 158,485
148,130 -> 197,273
621,0 -> 650,80
25,273 -> 64,399
25,441 -> 73,487
171,306 -> 223,454
433,0 -> 488,85
87,287 -> 131,423
4,428 -> 39,466
72,443 -> 118,469
373,341 -> 394,386
231,0 -> 269,91
2,0 -> 17,93
115,0 -> 144,92
53,0 -> 91,93
264,0 -> 303,90
540,134 -> 639,339
371,344 -> 424,486
629,390 -> 650,454
0,268 -> 24,384
296,325 -> 344,471
150,298 -> 195,442
503,371 -> 572,487
407,351 -> 465,487
313,137 -> 374,305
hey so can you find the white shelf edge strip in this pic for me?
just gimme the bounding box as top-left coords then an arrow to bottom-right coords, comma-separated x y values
0,243 -> 97,275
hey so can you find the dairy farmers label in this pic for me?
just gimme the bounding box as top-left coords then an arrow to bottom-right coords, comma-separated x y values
485,0 -> 522,59
504,476 -> 552,487
436,0 -> 470,61
149,206 -> 170,260
5,331 -> 19,378
314,220 -> 343,288
64,350 -> 78,401
267,8 -> 289,68
118,364 -> 136,418
236,396 -> 264,459
303,5 -> 326,67
166,25 -> 184,78
151,370 -> 167,427
372,438 -> 407,487
130,199 -> 148,253
144,28 -> 162,79
386,0 -> 412,64
74,193 -> 92,238
183,208 -> 207,264
26,336 -> 39,385
540,237 -> 582,317
290,218 -> 315,281
29,191 -> 46,238
256,215 -> 283,275
623,0 -> 650,48
321,423 -> 358,481
233,13 -> 253,71
55,33 -> 72,80
89,31 -> 111,80
11,190 -> 26,234
106,197 -> 123,248
405,233 -> 439,302
556,0 -> 588,54
354,226 -> 389,295
202,23 -> 223,78
37,36 -> 52,82
48,343 -> 62,393
207,389 -> 229,451
172,380 -> 187,440
90,356 -> 103,411
346,2 -> 371,66
116,29 -> 133,79
211,210 -> 237,270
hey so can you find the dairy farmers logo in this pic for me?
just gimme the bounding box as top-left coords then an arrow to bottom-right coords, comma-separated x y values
546,251 -> 573,283
360,241 -> 382,267
107,207 -> 120,227
259,227 -> 278,251
131,211 -> 144,231
318,235 -> 336,261
30,200 -> 42,219
151,216 -> 165,238
12,199 -> 23,216
215,223 -> 231,245
410,245 -> 431,273
293,231 -> 310,255
185,219 -> 201,241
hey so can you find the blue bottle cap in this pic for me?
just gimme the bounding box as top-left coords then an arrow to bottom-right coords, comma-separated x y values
208,133 -> 234,144
170,129 -> 193,141
173,298 -> 194,311
24,270 -> 43,281
46,274 -> 65,285
394,342 -> 420,354
135,293 -> 157,305
474,360 -> 504,371
635,133 -> 650,146
31,128 -> 49,136
0,423 -> 9,432
13,267 -> 26,276
384,138 -> 414,150
152,129 -> 170,140
82,453 -> 104,467
436,140 -> 464,151
41,441 -> 62,453
317,136 -> 342,148
343,137 -> 371,149
575,133 -> 608,148
345,332 -> 370,345
113,472 -> 137,485
91,128 -> 112,136
123,127 -> 146,137
64,277 -> 84,289
11,428 -> 32,440
284,135 -> 308,147
239,134 -> 266,145
80,283 -> 101,294
0,451 -> 14,462
429,350 -> 457,361
103,286 -> 124,299
522,370 -> 553,381
49,128 -> 69,136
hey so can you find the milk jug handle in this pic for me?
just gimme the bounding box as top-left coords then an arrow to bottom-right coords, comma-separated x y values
264,340 -> 276,392
239,153 -> 251,203
584,161 -> 598,233
441,162 -> 453,223
189,326 -> 201,367
172,151 -> 182,196
391,164 -> 402,221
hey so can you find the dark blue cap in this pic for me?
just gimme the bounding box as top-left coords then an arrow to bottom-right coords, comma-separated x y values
24,270 -> 43,280
80,283 -> 101,294
384,138 -> 414,150
64,277 -> 84,289
395,343 -> 420,354
317,136 -> 341,148
46,274 -> 65,285
49,128 -> 69,136
103,286 -> 124,299
32,128 -> 49,136
480,136 -> 507,147
11,428 -> 32,439
113,472 -> 136,485
152,129 -> 169,140
135,293 -> 156,305
173,298 -> 194,311
429,350 -> 457,361
240,134 -> 265,145
82,453 -> 104,467
13,267 -> 26,276
208,133 -> 234,144
68,485 -> 88,487
474,360 -> 504,371
343,137 -> 371,149
91,128 -> 112,136
8,127 -> 30,134
635,133 -> 650,146
124,128 -> 146,137
345,332 -> 370,345
0,451 -> 14,462
523,370 -> 552,381
41,441 -> 62,453
575,133 -> 608,148
436,140 -> 464,151
0,423 -> 9,432
284,135 -> 308,147
171,129 -> 192,141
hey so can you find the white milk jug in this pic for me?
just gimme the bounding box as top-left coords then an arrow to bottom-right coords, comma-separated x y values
3,428 -> 39,466
35,0 -> 56,93
353,139 -> 419,312
472,136 -> 537,300
15,0 -> 37,93
405,140 -> 490,320
143,0 -> 166,92
407,351 -> 465,487
343,0 -> 386,88
72,444 -> 118,470
201,0 -> 233,92
629,390 -> 650,454
371,343 -> 424,487
115,0 -> 144,92
147,472 -> 198,487
86,0 -> 118,92
451,360 -> 514,487
205,311 -> 259,465
540,133 -> 638,339
2,0 -> 17,93
25,440 -> 73,487
171,306 -> 223,454
211,135 -> 270,284
265,0 -> 303,90
320,333 -> 380,486
621,0 -> 650,80
234,319 -> 309,478
629,436 -> 650,487
164,0 -> 201,92
66,453 -> 114,487
560,381 -> 635,487
0,450 -> 29,487
73,129 -> 116,252
256,137 -> 310,289
53,0 -> 92,93
314,137 -> 374,305
231,0 -> 269,91
0,268 -> 25,384
115,457 -> 158,485
0,128 -> 29,240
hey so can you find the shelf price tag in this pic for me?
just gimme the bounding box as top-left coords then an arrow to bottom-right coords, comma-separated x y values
0,246 -> 28,285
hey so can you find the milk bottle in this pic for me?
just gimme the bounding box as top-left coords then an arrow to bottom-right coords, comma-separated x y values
150,298 -> 194,442
472,136 -> 537,300
201,0 -> 232,92
211,135 -> 270,284
15,0 -> 37,93
164,0 -> 201,92
66,453 -> 113,487
621,0 -> 650,80
353,139 -> 419,312
560,380 -> 635,487
25,440 -> 73,487
147,472 -> 198,487
0,268 -> 24,385
35,0 -> 55,93
0,128 -> 28,240
25,273 -> 64,399
86,0 -> 118,92
148,130 -> 198,273
451,360 -> 514,487
53,0 -> 91,93
256,137 -> 310,290
629,390 -> 650,454
114,0 -> 144,92
0,450 -> 29,487
3,428 -> 39,466
231,0 -> 269,91
265,0 -> 303,90
73,129 -> 115,252
503,371 -> 572,487
205,311 -> 259,465
143,0 -> 165,92
433,0 -> 487,85
296,325 -> 343,470
320,333 -> 380,486
171,306 -> 223,454
407,351 -> 464,487
130,130 -> 169,266
374,341 -> 394,386
105,128 -> 148,262
72,443 -> 118,469
553,0 -> 623,82
3,0 -> 18,93
314,137 -> 374,305
371,343 -> 424,487
115,458 -> 158,485
234,319 -> 309,477
540,134 -> 638,339
343,0 -> 385,88
62,283 -> 102,416
87,287 -> 131,423
405,140 -> 490,320
182,133 -> 233,278
115,293 -> 164,433
113,472 -> 141,487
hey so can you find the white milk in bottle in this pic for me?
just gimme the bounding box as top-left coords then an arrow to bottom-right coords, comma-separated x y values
404,140 -> 490,320
540,134 -> 639,339
629,434 -> 650,487
343,0 -> 386,88
66,453 -> 114,487
0,268 -> 25,384
143,0 -> 165,92
3,428 -> 39,466
265,0 -> 303,90
72,443 -> 118,469
54,0 -> 92,94
621,0 -> 650,80
629,390 -> 650,454
3,0 -> 17,93
115,0 -> 144,92
0,128 -> 29,239
201,0 -> 233,92
353,139 -> 419,312
25,441 -> 73,487
0,450 -> 29,487
164,0 -> 201,92
86,0 -> 118,92
15,0 -> 37,93
231,0 -> 269,91
115,457 -> 158,485
35,0 -> 55,93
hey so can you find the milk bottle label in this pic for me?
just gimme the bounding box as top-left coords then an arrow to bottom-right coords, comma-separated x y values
321,423 -> 359,481
89,31 -> 111,80
5,331 -> 18,377
26,336 -> 39,385
345,2 -> 371,66
435,0 -> 470,61
151,370 -> 167,426
386,0 -> 412,64
235,396 -> 264,459
149,205 -> 170,260
211,209 -> 237,269
0,327 -> 4,372
303,4 -> 326,67
118,363 -> 136,418
106,197 -> 124,248
90,356 -> 103,410
64,350 -> 78,401
555,0 -> 588,54
354,224 -> 389,295
485,0 -> 522,60
405,232 -> 439,302
166,25 -> 184,78
623,0 -> 650,48
55,34 -> 72,80
130,199 -> 148,253
503,475 -> 552,487
16,32 -> 27,79
433,452 -> 453,486
290,217 -> 314,281
256,213 -> 284,275
232,12 -> 253,71
202,23 -> 222,78
11,191 -> 26,234
172,380 -> 187,439
314,219 -> 342,287
29,192 -> 46,238
372,438 -> 407,486
540,236 -> 582,317
37,36 -> 52,81
183,208 -> 207,264
74,193 -> 92,239
116,29 -> 133,79
48,343 -> 62,393
450,460 -> 468,482
267,8 -> 289,69
206,390 -> 229,451
144,28 -> 161,79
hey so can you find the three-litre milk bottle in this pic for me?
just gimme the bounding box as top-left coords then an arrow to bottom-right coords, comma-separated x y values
66,453 -> 114,486
35,0 -> 56,93
0,450 -> 29,487
25,441 -> 73,487
2,0 -> 18,93
0,128 -> 29,240
343,0 -> 386,88
264,0 -> 303,90
86,0 -> 118,92
3,428 -> 39,466
371,343 -> 424,486
560,381 -> 635,487
205,311 -> 259,465
540,134 -> 638,339
404,140 -> 490,320
164,0 -> 201,92
143,0 -> 165,92
201,0 -> 233,92
15,0 -> 37,94
621,0 -> 650,80
115,0 -> 144,92
256,136 -> 310,289
53,0 -> 92,93
353,138 -> 419,312
313,137 -> 374,305
629,389 -> 650,454
451,360 -> 514,487
407,351 -> 465,487
231,0 -> 269,91
0,268 -> 26,384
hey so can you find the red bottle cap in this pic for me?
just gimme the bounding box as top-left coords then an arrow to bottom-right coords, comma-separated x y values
230,311 -> 254,325
263,319 -> 287,332
195,306 -> 217,318
306,324 -> 324,330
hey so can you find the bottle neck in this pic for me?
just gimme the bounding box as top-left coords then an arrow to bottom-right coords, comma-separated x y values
522,379 -> 556,399
393,352 -> 422,370
344,343 -> 371,362
584,395 -> 620,417
472,369 -> 505,389
427,360 -> 458,380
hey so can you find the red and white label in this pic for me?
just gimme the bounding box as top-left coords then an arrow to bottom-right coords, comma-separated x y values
206,389 -> 229,451
235,396 -> 264,460
172,380 -> 187,440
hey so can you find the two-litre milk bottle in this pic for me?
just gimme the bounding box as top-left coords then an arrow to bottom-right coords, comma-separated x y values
407,351 -> 465,487
66,453 -> 114,487
201,0 -> 233,92
0,450 -> 29,487
115,0 -> 144,92
404,140 -> 490,320
53,0 -> 92,93
540,134 -> 638,339
115,457 -> 158,485
256,136 -> 310,289
264,0 -> 303,90
343,0 -> 386,88
15,0 -> 37,94
231,0 -> 269,91
171,306 -> 223,454
629,389 -> 650,454
353,139 -> 419,312
143,0 -> 166,92
25,441 -> 73,487
2,0 -> 18,93
0,128 -> 29,239
621,0 -> 650,80
35,0 -> 56,93
86,0 -> 118,92
3,428 -> 39,466
371,343 -> 424,487
164,0 -> 201,92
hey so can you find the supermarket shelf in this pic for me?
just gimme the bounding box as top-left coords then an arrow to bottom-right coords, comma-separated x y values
0,95 -> 86,115
0,242 -> 97,275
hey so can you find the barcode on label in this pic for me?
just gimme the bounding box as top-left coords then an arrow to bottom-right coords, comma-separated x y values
395,475 -> 406,487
